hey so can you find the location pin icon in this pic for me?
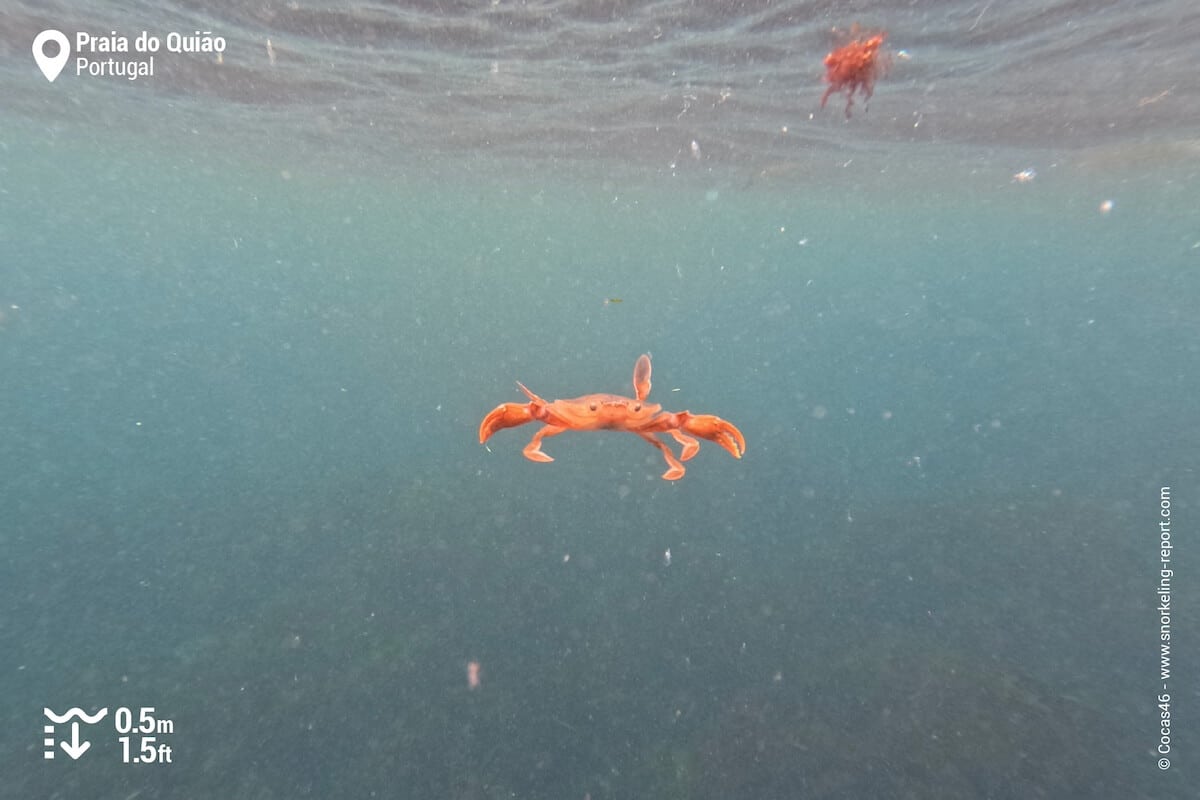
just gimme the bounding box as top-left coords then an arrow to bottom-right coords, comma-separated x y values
32,30 -> 70,82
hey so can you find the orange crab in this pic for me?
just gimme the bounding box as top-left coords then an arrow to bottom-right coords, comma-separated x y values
820,25 -> 890,118
479,354 -> 745,481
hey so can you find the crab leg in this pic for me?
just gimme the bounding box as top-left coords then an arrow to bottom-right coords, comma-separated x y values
523,425 -> 567,463
667,429 -> 701,461
637,432 -> 687,481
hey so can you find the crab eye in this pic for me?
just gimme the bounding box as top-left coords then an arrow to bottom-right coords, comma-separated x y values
588,402 -> 598,411
633,403 -> 642,411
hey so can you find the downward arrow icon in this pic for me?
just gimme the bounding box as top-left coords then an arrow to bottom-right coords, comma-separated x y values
60,722 -> 90,760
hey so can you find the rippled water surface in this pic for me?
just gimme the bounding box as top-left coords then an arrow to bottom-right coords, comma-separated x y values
5,0 -> 1200,171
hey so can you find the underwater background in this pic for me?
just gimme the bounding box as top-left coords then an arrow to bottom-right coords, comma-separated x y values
2,1 -> 1198,798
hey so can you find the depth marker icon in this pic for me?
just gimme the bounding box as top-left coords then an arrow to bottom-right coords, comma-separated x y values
43,707 -> 109,760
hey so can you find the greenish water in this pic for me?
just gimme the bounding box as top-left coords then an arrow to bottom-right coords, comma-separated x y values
1,127 -> 1196,798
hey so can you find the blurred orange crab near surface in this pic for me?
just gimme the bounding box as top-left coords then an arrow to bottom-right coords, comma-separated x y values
820,25 -> 890,118
479,354 -> 745,481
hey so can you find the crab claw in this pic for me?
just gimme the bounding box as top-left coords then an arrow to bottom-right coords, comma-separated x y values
479,402 -> 534,444
680,413 -> 746,459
